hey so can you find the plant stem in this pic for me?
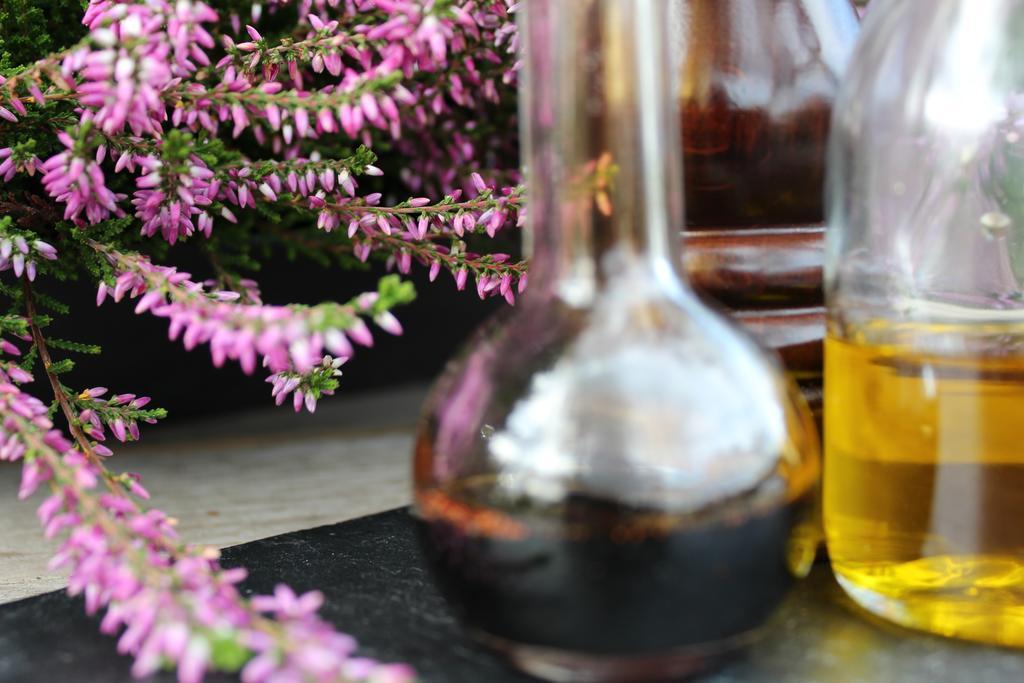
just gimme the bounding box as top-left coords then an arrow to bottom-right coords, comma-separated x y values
296,193 -> 522,216
21,277 -> 107,470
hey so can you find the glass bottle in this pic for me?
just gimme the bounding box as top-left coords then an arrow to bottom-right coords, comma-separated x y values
825,0 -> 1024,646
676,0 -> 861,430
413,1 -> 820,681
678,0 -> 860,229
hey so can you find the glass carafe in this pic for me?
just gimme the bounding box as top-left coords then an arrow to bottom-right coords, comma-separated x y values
825,0 -> 1024,647
678,0 -> 860,229
413,1 -> 820,681
676,0 -> 861,431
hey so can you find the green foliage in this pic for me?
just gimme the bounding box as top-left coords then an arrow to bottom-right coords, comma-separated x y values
0,312 -> 28,337
374,274 -> 417,313
248,146 -> 378,182
47,358 -> 74,375
190,134 -> 248,170
18,343 -> 37,371
305,369 -> 340,398
207,633 -> 252,672
203,217 -> 264,278
47,338 -> 101,355
64,383 -> 168,428
17,286 -> 68,314
0,0 -> 87,71
56,215 -> 165,284
0,104 -> 79,159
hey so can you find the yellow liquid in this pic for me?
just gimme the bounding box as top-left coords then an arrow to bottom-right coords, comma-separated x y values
825,326 -> 1024,647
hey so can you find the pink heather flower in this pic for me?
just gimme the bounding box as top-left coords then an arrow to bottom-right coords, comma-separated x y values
0,146 -> 41,181
0,234 -> 56,281
92,443 -> 114,457
70,1 -> 217,136
3,359 -> 412,682
41,135 -> 126,226
131,154 -> 217,244
33,241 -> 58,260
267,356 -> 345,413
0,1 -> 530,679
74,386 -> 158,445
98,248 -> 402,378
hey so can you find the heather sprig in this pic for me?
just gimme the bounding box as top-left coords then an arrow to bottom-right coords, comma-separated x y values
7,390 -> 416,683
0,0 -> 525,679
0,215 -> 58,280
267,354 -> 346,413
94,241 -> 415,375
4,286 -> 416,683
305,176 -> 523,239
66,385 -> 166,445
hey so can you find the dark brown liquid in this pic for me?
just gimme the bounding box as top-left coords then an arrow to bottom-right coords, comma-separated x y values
674,0 -> 857,425
678,0 -> 858,228
415,483 -> 812,657
683,100 -> 833,228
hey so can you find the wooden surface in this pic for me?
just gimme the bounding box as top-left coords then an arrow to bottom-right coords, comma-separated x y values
0,385 -> 427,605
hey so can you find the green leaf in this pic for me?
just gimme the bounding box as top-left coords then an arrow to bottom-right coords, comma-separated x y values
29,291 -> 70,315
207,633 -> 252,672
18,344 -> 37,372
376,274 -> 417,311
47,338 -> 101,355
0,314 -> 29,336
47,358 -> 74,375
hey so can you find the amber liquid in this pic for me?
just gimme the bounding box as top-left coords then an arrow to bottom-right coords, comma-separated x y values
825,326 -> 1024,646
415,477 -> 815,675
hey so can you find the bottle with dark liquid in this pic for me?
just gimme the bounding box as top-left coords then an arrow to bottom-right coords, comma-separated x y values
677,0 -> 860,426
678,0 -> 859,229
413,2 -> 820,681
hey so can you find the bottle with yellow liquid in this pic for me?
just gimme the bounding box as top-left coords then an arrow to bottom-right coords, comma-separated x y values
825,0 -> 1024,646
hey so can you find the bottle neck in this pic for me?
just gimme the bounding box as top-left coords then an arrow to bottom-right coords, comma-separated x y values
520,0 -> 686,307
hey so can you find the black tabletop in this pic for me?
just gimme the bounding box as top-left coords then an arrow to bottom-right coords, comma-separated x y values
1,508 -> 1022,683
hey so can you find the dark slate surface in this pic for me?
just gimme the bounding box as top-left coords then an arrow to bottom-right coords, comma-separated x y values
2,508 -> 1023,683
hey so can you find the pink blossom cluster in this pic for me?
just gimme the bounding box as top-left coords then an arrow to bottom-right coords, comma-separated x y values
0,229 -> 58,283
268,354 -> 347,413
251,0 -> 519,112
0,146 -> 41,182
311,175 -> 518,240
0,0 -> 529,679
95,244 -> 401,379
1,0 -> 524,295
246,585 -> 415,683
68,0 -> 217,136
164,0 -> 516,179
128,152 -> 218,243
0,358 -> 66,499
41,125 -> 127,226
0,351 -> 414,683
73,386 -> 157,447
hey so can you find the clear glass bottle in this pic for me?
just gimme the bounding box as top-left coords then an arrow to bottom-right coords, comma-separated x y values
413,1 -> 820,681
825,0 -> 1024,646
676,0 -> 861,433
678,0 -> 860,229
